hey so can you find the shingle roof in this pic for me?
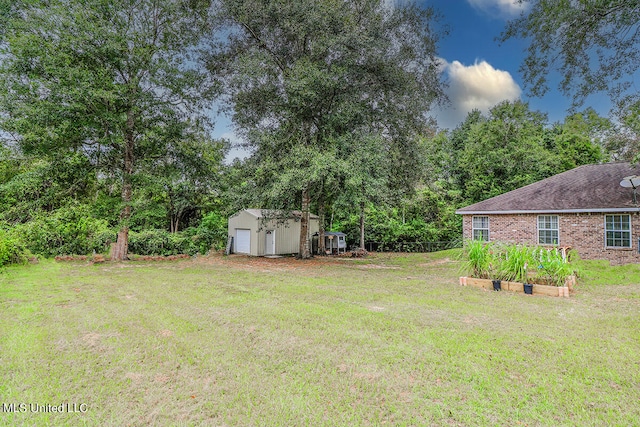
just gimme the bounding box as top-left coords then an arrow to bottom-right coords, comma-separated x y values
456,162 -> 640,214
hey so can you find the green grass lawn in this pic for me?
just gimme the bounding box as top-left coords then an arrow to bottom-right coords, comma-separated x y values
1,250 -> 640,426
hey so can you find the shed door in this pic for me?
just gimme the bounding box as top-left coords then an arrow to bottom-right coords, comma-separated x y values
265,230 -> 275,255
235,229 -> 251,254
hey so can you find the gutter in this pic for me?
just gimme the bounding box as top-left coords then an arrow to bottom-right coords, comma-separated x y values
456,207 -> 640,215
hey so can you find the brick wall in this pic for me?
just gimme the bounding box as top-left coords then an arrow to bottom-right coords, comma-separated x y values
462,212 -> 640,265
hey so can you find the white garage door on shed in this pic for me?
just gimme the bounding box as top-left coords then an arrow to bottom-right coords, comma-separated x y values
235,229 -> 251,254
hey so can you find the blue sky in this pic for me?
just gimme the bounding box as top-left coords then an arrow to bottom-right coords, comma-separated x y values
427,0 -> 611,128
217,0 -> 612,161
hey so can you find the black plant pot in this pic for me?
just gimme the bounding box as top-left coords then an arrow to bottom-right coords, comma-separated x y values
492,280 -> 501,291
523,283 -> 533,295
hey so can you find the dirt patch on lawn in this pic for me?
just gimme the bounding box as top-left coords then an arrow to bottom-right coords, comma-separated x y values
186,252 -> 375,273
417,257 -> 455,267
356,264 -> 400,270
83,251 -> 449,275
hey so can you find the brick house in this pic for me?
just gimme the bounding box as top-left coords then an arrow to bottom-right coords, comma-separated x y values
456,163 -> 640,265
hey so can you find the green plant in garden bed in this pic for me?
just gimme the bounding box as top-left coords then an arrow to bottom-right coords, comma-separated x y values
464,242 -> 577,286
498,244 -> 533,283
533,247 -> 577,287
463,239 -> 494,279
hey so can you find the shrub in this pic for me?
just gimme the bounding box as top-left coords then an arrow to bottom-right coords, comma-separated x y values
128,229 -> 198,256
11,205 -> 115,256
195,211 -> 228,252
0,229 -> 29,267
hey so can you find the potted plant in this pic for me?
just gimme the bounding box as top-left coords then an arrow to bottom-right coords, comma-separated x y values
490,246 -> 505,291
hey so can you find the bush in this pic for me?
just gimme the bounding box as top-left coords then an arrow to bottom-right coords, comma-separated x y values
0,229 -> 29,267
332,201 -> 461,250
127,217 -> 228,256
196,211 -> 228,251
126,211 -> 227,256
128,229 -> 198,256
11,204 -> 115,256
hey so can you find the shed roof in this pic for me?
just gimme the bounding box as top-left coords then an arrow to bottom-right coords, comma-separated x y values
456,162 -> 640,215
238,209 -> 319,220
324,231 -> 346,236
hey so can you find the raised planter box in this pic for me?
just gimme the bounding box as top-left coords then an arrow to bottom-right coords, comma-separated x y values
459,276 -> 573,297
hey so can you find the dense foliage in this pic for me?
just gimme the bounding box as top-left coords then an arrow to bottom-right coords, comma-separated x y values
0,228 -> 28,267
0,0 -> 218,259
501,0 -> 640,160
0,98 -> 618,262
424,101 -> 607,206
0,1 -> 633,264
209,0 -> 446,257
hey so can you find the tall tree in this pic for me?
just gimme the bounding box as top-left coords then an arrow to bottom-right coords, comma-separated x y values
151,135 -> 228,233
209,0 -> 445,258
457,100 -> 554,204
336,132 -> 390,250
606,101 -> 640,161
501,0 -> 640,108
547,108 -> 608,169
0,0 -> 217,260
424,101 -> 611,207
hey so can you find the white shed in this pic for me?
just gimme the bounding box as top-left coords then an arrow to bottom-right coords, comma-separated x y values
228,209 -> 320,256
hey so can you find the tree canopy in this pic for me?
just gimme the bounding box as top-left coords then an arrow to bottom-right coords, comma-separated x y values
501,0 -> 640,108
208,0 -> 446,256
0,1 -> 631,263
423,101 -> 608,206
0,0 -> 219,259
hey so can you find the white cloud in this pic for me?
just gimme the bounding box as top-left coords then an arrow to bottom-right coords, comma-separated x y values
466,0 -> 528,19
436,59 -> 521,128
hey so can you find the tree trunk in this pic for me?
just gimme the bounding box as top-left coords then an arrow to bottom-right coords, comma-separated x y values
172,209 -> 182,233
298,188 -> 312,259
112,229 -> 129,261
359,201 -> 365,250
318,193 -> 325,255
112,108 -> 135,261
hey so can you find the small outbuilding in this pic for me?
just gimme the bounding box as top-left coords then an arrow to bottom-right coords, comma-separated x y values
324,231 -> 347,254
228,209 -> 320,256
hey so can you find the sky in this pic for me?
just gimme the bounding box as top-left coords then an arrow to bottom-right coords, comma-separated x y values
424,0 -> 613,129
217,0 -> 611,161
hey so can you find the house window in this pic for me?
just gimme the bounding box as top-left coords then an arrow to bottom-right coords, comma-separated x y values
472,216 -> 489,241
538,215 -> 559,245
605,215 -> 631,248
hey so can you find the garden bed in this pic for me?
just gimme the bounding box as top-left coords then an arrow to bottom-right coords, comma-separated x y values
459,276 -> 575,297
